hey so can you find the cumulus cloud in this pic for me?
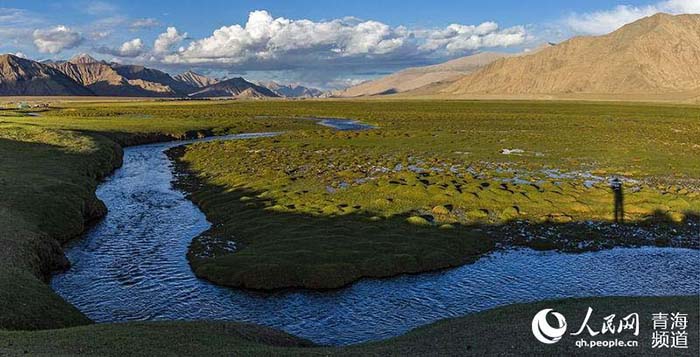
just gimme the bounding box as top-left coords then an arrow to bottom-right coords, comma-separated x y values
160,10 -> 526,68
420,22 -> 527,53
565,0 -> 700,35
163,10 -> 409,65
98,38 -> 145,57
118,38 -> 145,56
153,27 -> 187,54
33,25 -> 83,54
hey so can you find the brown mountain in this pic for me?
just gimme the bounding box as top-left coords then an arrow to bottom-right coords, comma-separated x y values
260,81 -> 324,98
47,54 -> 190,97
0,54 -> 92,96
336,52 -> 512,97
110,63 -> 195,94
442,13 -> 700,100
188,77 -> 279,98
174,70 -> 219,88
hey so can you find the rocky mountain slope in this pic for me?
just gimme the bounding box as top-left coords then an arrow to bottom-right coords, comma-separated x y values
0,54 -> 92,96
337,52 -> 511,97
260,81 -> 323,98
188,77 -> 279,98
442,13 -> 700,98
174,70 -> 219,88
47,54 -> 182,97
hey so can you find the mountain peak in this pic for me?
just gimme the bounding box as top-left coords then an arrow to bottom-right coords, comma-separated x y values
0,53 -> 23,64
69,53 -> 99,64
442,13 -> 700,98
174,70 -> 219,88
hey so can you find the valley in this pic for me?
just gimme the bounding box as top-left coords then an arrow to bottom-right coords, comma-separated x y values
1,7 -> 699,356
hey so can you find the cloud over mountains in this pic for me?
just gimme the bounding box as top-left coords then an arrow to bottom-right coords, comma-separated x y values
565,0 -> 700,34
156,10 -> 527,69
3,2 -> 698,88
33,25 -> 83,54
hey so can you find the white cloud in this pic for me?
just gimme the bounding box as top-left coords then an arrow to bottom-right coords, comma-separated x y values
0,8 -> 41,46
33,25 -> 83,54
97,38 -> 145,57
565,0 -> 700,35
663,0 -> 700,13
153,27 -> 187,54
162,10 -> 526,67
420,22 -> 527,53
117,38 -> 145,57
130,18 -> 160,30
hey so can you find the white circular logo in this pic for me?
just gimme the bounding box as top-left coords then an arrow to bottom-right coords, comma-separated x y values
532,309 -> 567,344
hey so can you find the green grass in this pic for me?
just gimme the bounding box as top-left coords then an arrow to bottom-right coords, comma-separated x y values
0,124 -> 117,330
166,100 -> 700,289
1,296 -> 697,356
0,103 -> 312,329
0,100 -> 697,353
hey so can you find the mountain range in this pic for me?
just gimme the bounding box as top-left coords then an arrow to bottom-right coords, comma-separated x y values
339,13 -> 700,102
260,81 -> 324,98
2,14 -> 699,102
0,54 -> 324,98
0,54 -> 92,96
335,52 -> 514,97
440,13 -> 700,100
188,77 -> 279,98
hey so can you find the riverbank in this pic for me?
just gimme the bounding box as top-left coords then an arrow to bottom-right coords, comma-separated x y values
0,100 -> 698,349
2,295 -> 697,356
167,101 -> 699,290
0,103 -> 315,330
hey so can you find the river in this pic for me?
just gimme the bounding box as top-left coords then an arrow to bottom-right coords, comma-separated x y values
51,119 -> 699,346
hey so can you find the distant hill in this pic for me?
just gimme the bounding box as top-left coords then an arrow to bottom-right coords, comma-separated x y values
442,13 -> 700,99
110,62 -> 194,95
0,54 -> 92,96
0,54 -> 308,98
188,77 -> 279,98
47,54 -> 183,97
260,81 -> 324,98
174,70 -> 219,88
336,52 -> 512,97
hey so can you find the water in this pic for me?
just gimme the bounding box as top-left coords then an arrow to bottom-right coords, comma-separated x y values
51,122 -> 699,346
317,118 -> 375,131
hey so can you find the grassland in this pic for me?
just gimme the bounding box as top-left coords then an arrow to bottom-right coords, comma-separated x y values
167,100 -> 700,289
0,100 -> 698,354
1,296 -> 697,356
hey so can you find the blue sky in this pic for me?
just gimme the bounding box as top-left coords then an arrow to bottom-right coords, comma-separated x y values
1,0 -> 697,88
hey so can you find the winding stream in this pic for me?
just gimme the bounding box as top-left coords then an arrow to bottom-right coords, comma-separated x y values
51,120 -> 699,346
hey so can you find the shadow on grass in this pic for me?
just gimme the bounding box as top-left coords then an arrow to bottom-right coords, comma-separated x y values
0,134 -> 123,330
169,149 -> 699,290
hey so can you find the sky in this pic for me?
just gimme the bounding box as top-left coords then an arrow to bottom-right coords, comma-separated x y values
1,0 -> 699,88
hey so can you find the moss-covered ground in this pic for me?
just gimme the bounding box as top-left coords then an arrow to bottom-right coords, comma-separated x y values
165,100 -> 700,289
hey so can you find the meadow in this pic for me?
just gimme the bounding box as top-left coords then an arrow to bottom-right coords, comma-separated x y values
0,99 -> 698,353
167,100 -> 700,289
